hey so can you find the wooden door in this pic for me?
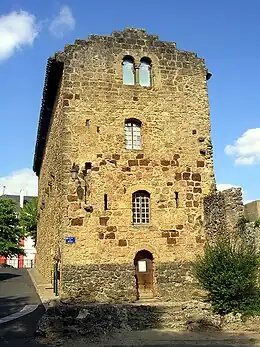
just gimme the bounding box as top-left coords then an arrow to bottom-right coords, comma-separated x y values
135,257 -> 153,299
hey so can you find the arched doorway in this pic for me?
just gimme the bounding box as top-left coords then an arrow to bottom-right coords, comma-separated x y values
134,250 -> 154,300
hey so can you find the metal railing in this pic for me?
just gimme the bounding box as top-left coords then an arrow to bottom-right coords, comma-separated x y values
0,258 -> 34,268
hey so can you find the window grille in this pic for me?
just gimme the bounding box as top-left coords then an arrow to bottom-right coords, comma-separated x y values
132,191 -> 150,224
125,120 -> 141,149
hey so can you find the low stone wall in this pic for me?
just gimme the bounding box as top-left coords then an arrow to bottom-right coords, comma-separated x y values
61,263 -> 136,302
156,262 -> 204,301
61,261 -> 202,302
38,300 -> 260,344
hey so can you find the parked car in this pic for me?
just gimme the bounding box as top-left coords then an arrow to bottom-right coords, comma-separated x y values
0,263 -> 14,268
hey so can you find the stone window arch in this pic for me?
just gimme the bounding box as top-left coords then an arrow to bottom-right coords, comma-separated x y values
139,57 -> 152,87
132,190 -> 150,224
122,56 -> 135,85
124,118 -> 142,150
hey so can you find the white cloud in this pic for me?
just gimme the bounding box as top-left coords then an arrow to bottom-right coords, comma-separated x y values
225,128 -> 260,165
217,183 -> 239,192
49,5 -> 75,38
0,10 -> 38,62
0,169 -> 37,196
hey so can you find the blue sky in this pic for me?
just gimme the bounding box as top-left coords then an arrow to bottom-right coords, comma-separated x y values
0,0 -> 260,201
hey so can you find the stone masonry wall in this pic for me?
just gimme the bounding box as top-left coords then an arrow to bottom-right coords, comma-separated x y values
36,28 -> 216,300
204,188 -> 244,240
36,69 -> 69,283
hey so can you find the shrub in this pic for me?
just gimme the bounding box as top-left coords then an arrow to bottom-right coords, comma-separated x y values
193,237 -> 260,315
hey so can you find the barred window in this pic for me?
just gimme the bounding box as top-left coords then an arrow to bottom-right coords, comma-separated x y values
125,119 -> 141,150
132,191 -> 150,224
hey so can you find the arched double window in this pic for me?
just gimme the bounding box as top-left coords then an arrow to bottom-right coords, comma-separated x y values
132,190 -> 150,224
122,56 -> 135,85
125,119 -> 141,150
139,57 -> 152,87
122,56 -> 152,87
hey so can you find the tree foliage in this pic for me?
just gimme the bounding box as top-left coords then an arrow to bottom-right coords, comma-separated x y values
193,237 -> 260,315
20,198 -> 37,245
0,198 -> 25,257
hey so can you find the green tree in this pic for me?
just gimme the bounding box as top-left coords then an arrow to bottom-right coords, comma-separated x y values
0,198 -> 25,257
193,237 -> 260,315
20,198 -> 37,245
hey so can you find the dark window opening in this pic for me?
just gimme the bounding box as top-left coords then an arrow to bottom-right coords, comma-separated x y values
104,194 -> 108,210
175,192 -> 179,208
86,119 -> 90,127
85,162 -> 92,171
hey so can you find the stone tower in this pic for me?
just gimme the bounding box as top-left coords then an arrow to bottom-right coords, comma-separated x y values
34,28 -> 215,301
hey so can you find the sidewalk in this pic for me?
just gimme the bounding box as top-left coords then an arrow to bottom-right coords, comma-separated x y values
27,268 -> 58,307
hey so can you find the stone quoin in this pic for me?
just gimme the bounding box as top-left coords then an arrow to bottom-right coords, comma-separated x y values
33,28 -> 215,302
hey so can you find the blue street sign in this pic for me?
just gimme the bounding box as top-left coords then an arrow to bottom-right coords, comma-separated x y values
65,237 -> 76,244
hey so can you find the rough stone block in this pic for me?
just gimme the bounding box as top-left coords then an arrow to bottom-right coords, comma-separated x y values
170,230 -> 179,237
139,159 -> 150,166
192,173 -> 201,181
167,182 -> 173,186
105,232 -> 115,239
99,232 -> 104,239
107,226 -> 117,232
161,231 -> 169,237
136,153 -> 144,159
167,237 -> 176,245
183,172 -> 191,180
197,160 -> 205,167
161,160 -> 170,166
128,160 -> 138,166
186,201 -> 193,207
175,173 -> 182,181
112,154 -> 120,160
67,195 -> 78,202
186,193 -> 193,200
122,167 -> 131,172
194,187 -> 202,194
100,217 -> 109,226
171,160 -> 179,167
118,239 -> 127,246
176,225 -> 183,230
71,217 -> 84,226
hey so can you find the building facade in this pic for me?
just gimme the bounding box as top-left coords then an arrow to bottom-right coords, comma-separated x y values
0,192 -> 36,268
34,28 -> 215,301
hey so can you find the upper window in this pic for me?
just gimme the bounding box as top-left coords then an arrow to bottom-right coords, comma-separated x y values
139,57 -> 152,87
125,119 -> 141,150
122,56 -> 135,85
132,190 -> 150,224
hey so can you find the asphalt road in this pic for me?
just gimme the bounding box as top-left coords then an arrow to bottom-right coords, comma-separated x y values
0,267 -> 47,346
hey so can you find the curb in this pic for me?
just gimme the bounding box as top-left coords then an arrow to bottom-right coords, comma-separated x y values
27,269 -> 59,309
